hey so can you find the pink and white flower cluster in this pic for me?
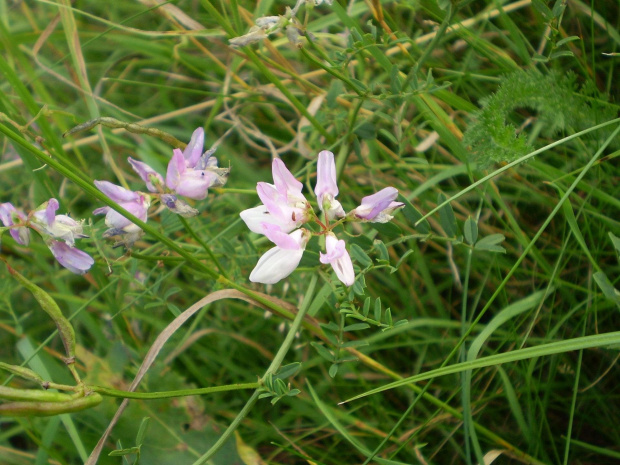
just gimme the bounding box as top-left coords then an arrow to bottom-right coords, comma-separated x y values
0,199 -> 94,274
240,151 -> 403,286
93,127 -> 229,246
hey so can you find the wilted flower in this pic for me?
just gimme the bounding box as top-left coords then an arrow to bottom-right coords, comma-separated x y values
93,181 -> 150,247
0,199 -> 93,274
351,187 -> 404,223
31,198 -> 87,246
0,203 -> 30,245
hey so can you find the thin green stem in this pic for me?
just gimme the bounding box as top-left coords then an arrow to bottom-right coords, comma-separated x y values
91,383 -> 258,399
192,274 -> 319,465
179,217 -> 229,279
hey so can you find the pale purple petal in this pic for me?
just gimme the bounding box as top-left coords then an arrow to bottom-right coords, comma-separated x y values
319,234 -> 355,286
47,240 -> 94,274
166,149 -> 185,190
256,182 -> 287,219
174,169 -> 219,200
94,181 -> 140,203
128,158 -> 164,192
353,187 -> 399,220
272,158 -> 303,201
261,224 -> 303,250
249,246 -> 304,284
240,205 -> 293,234
183,127 -> 205,168
0,203 -> 30,245
0,203 -> 15,227
314,150 -> 339,207
93,206 -> 110,216
45,198 -> 59,226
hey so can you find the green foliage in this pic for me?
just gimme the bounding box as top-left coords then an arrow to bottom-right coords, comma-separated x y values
1,1 -> 619,464
463,69 -> 617,167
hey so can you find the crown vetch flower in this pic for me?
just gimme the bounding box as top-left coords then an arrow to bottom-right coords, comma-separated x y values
31,199 -> 87,246
93,181 -> 150,247
314,150 -> 344,220
240,158 -> 310,235
1,199 -> 93,274
93,181 -> 149,231
128,127 -> 229,208
127,158 -> 163,193
319,232 -> 355,286
0,203 -> 30,245
249,228 -> 310,284
351,187 -> 405,223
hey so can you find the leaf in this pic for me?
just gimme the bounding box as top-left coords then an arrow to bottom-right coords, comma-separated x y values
349,243 -> 372,267
135,417 -> 150,446
609,232 -> 620,254
343,323 -> 370,331
374,240 -> 389,262
109,447 -> 140,457
394,249 -> 414,271
475,234 -> 506,253
362,297 -> 371,317
311,342 -> 335,362
437,193 -> 458,237
235,431 -> 265,465
593,271 -> 620,306
275,363 -> 301,380
328,364 -> 339,378
464,217 -> 478,245
556,36 -> 581,47
374,298 -> 382,322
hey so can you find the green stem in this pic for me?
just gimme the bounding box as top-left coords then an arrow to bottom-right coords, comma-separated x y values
179,217 -> 229,279
91,382 -> 258,399
192,275 -> 319,465
298,46 -> 364,96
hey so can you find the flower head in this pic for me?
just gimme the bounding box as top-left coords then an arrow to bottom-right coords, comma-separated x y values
314,150 -> 344,220
351,187 -> 404,223
94,181 -> 150,247
1,199 -> 93,274
0,202 -> 30,245
31,198 -> 87,246
128,127 -> 229,209
240,158 -> 311,235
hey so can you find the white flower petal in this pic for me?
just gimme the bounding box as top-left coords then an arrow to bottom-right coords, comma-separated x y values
249,246 -> 304,284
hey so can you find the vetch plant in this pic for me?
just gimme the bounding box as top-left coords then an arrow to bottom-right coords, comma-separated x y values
240,150 -> 403,286
93,127 -> 230,247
